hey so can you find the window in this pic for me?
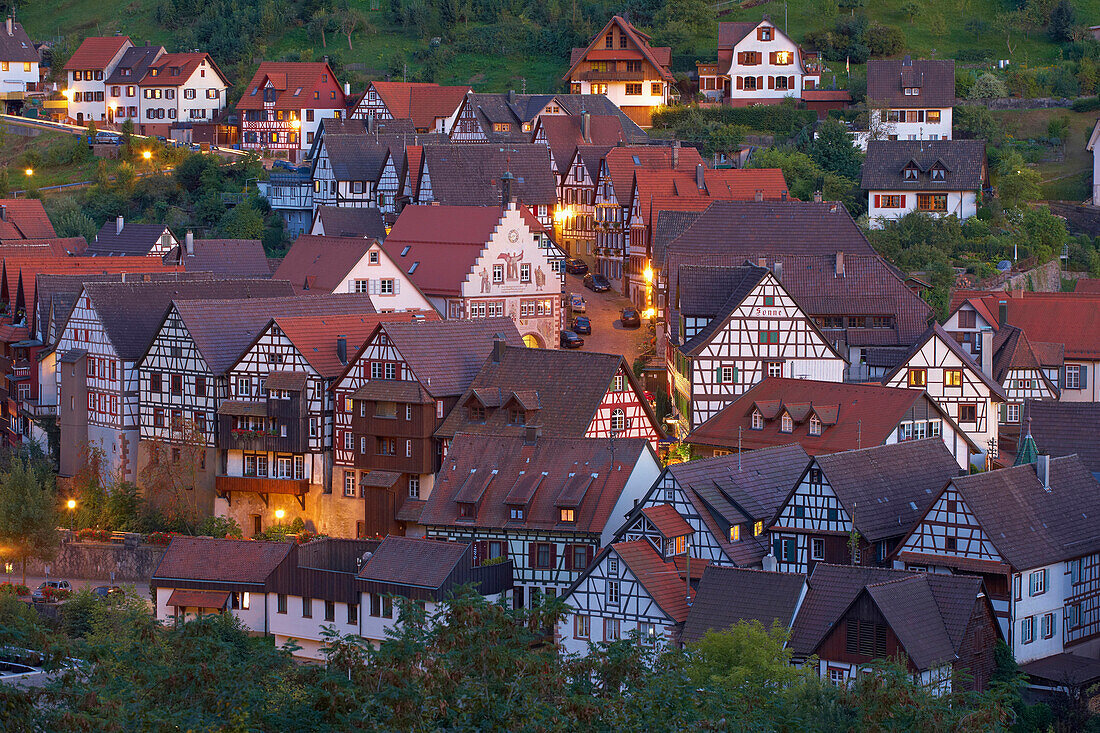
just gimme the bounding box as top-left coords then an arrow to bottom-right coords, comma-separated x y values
469,404 -> 486,422
903,164 -> 919,181
302,597 -> 312,618
370,594 -> 394,618
639,623 -> 659,646
751,410 -> 764,430
1068,604 -> 1081,629
1014,574 -> 1022,600
610,408 -> 625,432
811,538 -> 825,560
325,600 -> 336,622
946,536 -> 957,551
574,614 -> 591,639
845,619 -> 887,657
348,603 -> 358,624
1021,616 -> 1035,644
509,506 -> 524,521
753,521 -> 764,536
780,414 -> 793,433
1006,404 -> 1020,424
931,166 -> 946,182
730,524 -> 740,542
375,400 -> 397,418
958,403 -> 977,424
344,470 -> 356,497
277,594 -> 287,614
907,368 -> 927,387
560,508 -> 575,523
611,374 -> 625,392
376,437 -> 396,455
1039,612 -> 1056,640
878,195 -> 903,208
508,408 -> 526,425
150,372 -> 163,392
926,109 -> 941,124
520,263 -> 531,282
606,580 -> 620,606
917,194 -> 948,212
766,362 -> 783,378
718,365 -> 735,384
809,416 -> 822,436
759,26 -> 772,40
625,83 -> 642,95
758,329 -> 779,344
170,374 -> 183,395
237,376 -> 252,397
828,668 -> 846,687
605,619 -> 621,641
1029,569 -> 1046,596
945,369 -> 962,387
535,543 -> 552,568
380,279 -> 395,295
571,545 -> 587,569
1065,364 -> 1082,389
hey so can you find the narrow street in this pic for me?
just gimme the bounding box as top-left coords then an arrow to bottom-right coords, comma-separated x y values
563,273 -> 652,364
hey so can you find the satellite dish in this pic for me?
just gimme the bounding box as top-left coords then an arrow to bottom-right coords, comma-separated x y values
997,260 -> 1012,272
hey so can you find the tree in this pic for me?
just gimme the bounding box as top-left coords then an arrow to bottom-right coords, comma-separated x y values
810,118 -> 863,180
995,150 -> 1041,210
219,201 -> 265,239
968,73 -> 1008,99
337,8 -> 367,50
0,458 -> 59,585
138,418 -> 208,528
1050,0 -> 1077,41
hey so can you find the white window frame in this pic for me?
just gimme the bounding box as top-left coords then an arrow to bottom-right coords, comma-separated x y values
606,580 -> 620,606
1021,616 -> 1035,644
811,538 -> 825,560
1029,569 -> 1046,596
344,471 -> 356,497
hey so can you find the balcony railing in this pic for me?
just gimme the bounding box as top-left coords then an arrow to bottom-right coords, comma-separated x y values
22,402 -> 57,418
215,474 -> 310,496
11,365 -> 29,379
575,70 -> 646,82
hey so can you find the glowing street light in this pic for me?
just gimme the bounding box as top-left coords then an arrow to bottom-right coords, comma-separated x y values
24,167 -> 33,177
66,499 -> 76,532
643,266 -> 654,283
142,150 -> 152,160
61,88 -> 72,99
290,119 -> 301,130
274,508 -> 285,521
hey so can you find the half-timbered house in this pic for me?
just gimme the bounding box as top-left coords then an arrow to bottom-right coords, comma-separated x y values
331,318 -> 518,539
563,15 -> 674,127
217,312 -> 430,537
989,325 -> 1060,437
864,57 -> 955,146
559,539 -> 706,653
273,235 -> 433,313
348,81 -> 469,133
556,144 -> 610,259
87,216 -> 177,256
55,278 -> 292,483
616,444 -> 810,568
894,454 -> 1100,665
881,322 -> 1006,466
448,91 -> 638,143
701,18 -> 822,104
769,439 -> 962,576
418,433 -> 661,608
381,202 -> 563,348
862,140 -> 987,227
136,294 -> 377,516
687,378 -> 979,469
666,263 -> 846,433
787,564 -> 1000,692
237,62 -> 347,163
309,131 -> 388,210
435,344 -> 663,449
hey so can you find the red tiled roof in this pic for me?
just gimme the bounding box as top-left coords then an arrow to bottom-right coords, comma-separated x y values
634,167 -> 788,233
65,36 -> 131,70
139,52 -> 229,87
419,433 -> 650,533
0,200 -> 57,239
537,115 -> 643,172
613,540 -> 696,623
165,588 -> 229,608
368,82 -> 469,129
603,146 -> 705,202
237,62 -> 344,110
565,16 -> 674,83
802,90 -> 853,102
152,537 -> 294,585
688,377 -> 972,455
273,235 -> 375,293
951,290 -> 1100,360
1074,279 -> 1100,294
0,238 -> 87,256
273,311 -> 440,378
641,504 -> 694,538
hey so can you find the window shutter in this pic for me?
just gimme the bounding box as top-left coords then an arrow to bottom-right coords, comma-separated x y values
1000,404 -> 1008,423
757,76 -> 763,89
918,110 -> 925,122
874,195 -> 880,208
788,75 -> 795,89
732,366 -> 738,383
715,366 -> 723,383
549,543 -> 558,568
769,51 -> 776,64
901,195 -> 907,208
586,546 -> 594,566
757,27 -> 763,40
564,546 -> 573,571
394,279 -> 401,294
528,542 -> 538,568
736,76 -> 743,90
767,76 -> 774,89
1060,366 -> 1067,389
500,541 -> 508,559
1082,368 -> 1089,389
737,52 -> 745,65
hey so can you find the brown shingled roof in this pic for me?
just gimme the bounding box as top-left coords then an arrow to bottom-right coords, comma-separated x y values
273,235 -> 376,293
418,144 -> 557,207
681,566 -> 805,644
866,58 -> 955,108
65,36 -> 131,70
152,536 -> 294,585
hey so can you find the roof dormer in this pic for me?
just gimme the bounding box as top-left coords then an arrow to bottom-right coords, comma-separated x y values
903,161 -> 920,181
555,472 -> 596,524
504,470 -> 546,523
930,160 -> 949,182
454,467 -> 497,520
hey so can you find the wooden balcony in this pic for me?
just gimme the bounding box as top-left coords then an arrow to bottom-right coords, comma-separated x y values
575,70 -> 646,82
216,474 -> 310,509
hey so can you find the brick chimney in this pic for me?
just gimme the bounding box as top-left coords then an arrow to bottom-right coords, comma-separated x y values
835,251 -> 844,277
671,140 -> 680,169
813,190 -> 823,203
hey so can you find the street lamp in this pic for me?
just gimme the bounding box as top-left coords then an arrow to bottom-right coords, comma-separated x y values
274,508 -> 285,522
142,150 -> 152,160
66,499 -> 76,532
24,167 -> 33,177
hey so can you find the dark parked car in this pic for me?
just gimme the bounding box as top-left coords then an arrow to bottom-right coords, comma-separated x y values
564,257 -> 589,275
571,316 -> 592,335
560,330 -> 585,348
620,307 -> 641,328
91,585 -> 122,600
583,272 -> 611,292
90,131 -> 122,145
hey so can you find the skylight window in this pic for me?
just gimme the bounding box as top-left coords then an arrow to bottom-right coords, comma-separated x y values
293,87 -> 302,96
632,155 -> 641,165
409,262 -> 419,274
250,87 -> 258,95
400,246 -> 411,256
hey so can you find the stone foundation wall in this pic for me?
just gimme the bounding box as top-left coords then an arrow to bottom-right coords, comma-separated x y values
22,540 -> 166,581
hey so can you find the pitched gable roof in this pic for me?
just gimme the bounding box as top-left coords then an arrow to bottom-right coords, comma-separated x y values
0,200 -> 57,240
356,535 -> 470,587
882,321 -> 1009,400
0,21 -> 39,63
420,433 -> 650,532
861,140 -> 986,191
564,15 -> 674,83
536,114 -> 647,170
173,238 -> 272,278
612,540 -> 697,623
717,22 -> 758,49
88,220 -> 173,256
273,235 -> 377,293
237,62 -> 343,110
866,57 -> 955,108
950,290 -> 1100,360
65,36 -> 131,70
689,378 -> 974,457
366,81 -> 469,129
1022,400 -> 1100,476
419,143 -> 557,207
991,324 -> 1059,396
152,536 -> 294,585
808,439 -> 962,542
681,566 -> 805,644
140,52 -> 228,87
312,206 -> 387,240
105,45 -> 164,85
948,455 -> 1100,569
676,264 -> 768,353
271,312 -> 437,378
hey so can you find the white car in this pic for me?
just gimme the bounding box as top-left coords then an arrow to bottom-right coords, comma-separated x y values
31,580 -> 71,602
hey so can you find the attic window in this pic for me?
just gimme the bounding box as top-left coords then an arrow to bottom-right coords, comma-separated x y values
408,262 -> 419,274
751,410 -> 764,430
293,87 -> 302,96
458,502 -> 476,519
469,404 -> 486,422
369,250 -> 380,264
250,87 -> 258,95
560,508 -> 576,523
904,87 -> 920,96
931,166 -> 945,181
632,155 -> 641,165
400,246 -> 411,256
903,164 -> 919,181
150,68 -> 159,76
780,413 -> 793,433
809,416 -> 822,436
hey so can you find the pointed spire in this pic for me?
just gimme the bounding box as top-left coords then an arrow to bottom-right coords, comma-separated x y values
1014,417 -> 1038,466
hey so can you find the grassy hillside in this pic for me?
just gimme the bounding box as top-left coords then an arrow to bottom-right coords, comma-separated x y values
21,0 -> 1100,95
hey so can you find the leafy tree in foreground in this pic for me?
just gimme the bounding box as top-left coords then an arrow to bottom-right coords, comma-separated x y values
0,458 -> 58,585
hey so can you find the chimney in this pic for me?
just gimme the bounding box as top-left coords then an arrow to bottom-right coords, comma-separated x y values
0,205 -> 6,221
492,337 -> 507,363
998,301 -> 1007,327
508,89 -> 515,104
580,111 -> 591,143
671,140 -> 680,168
773,261 -> 783,282
524,425 -> 539,445
184,230 -> 194,256
500,171 -> 515,209
336,335 -> 348,365
780,191 -> 788,201
344,82 -> 350,95
903,54 -> 912,67
835,251 -> 844,277
1037,454 -> 1050,490
116,215 -> 124,235
695,163 -> 705,191
753,189 -> 763,202
757,256 -> 767,267
6,17 -> 11,36
980,329 -> 993,379
813,190 -> 823,203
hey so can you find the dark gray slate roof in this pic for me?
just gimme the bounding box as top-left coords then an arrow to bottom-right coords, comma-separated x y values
175,239 -> 272,278
866,58 -> 955,108
861,139 -> 986,191
421,144 -> 556,207
324,134 -> 390,180
1023,400 -> 1100,476
677,264 -> 768,354
314,206 -> 387,240
0,22 -> 40,63
105,45 -> 163,85
88,221 -> 174,256
681,567 -> 805,644
652,209 -> 702,269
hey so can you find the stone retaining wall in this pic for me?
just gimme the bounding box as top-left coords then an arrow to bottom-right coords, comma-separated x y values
959,98 -> 1073,110
23,541 -> 167,582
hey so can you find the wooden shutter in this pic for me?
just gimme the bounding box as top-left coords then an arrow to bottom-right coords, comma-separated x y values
564,545 -> 573,571
918,110 -> 925,122
394,279 -> 401,294
767,76 -> 774,89
586,546 -> 594,566
736,76 -> 743,90
1082,367 -> 1089,389
500,541 -> 508,559
1000,404 -> 1008,423
737,51 -> 745,65
901,194 -> 907,207
788,75 -> 795,89
1060,366 -> 1067,389
874,195 -> 880,208
715,366 -> 723,383
769,51 -> 777,64
528,542 -> 538,568
549,543 -> 558,568
757,76 -> 763,89
757,27 -> 764,40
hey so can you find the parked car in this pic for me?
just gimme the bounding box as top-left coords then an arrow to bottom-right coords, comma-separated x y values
273,159 -> 296,171
569,294 -> 586,313
620,307 -> 641,328
90,131 -> 122,145
90,585 -> 122,600
31,580 -> 72,602
560,330 -> 585,349
564,257 -> 589,275
153,135 -> 167,144
571,316 -> 592,335
583,273 -> 611,292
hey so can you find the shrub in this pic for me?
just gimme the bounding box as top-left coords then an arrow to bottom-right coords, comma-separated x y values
969,73 -> 1008,99
144,531 -> 174,546
0,582 -> 30,596
76,528 -> 111,542
41,586 -> 71,603
1071,95 -> 1100,112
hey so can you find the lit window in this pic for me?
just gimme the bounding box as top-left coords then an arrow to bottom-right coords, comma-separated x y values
753,521 -> 763,536
907,369 -> 927,387
809,416 -> 822,436
560,508 -> 575,523
945,369 -> 962,387
730,525 -> 740,542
